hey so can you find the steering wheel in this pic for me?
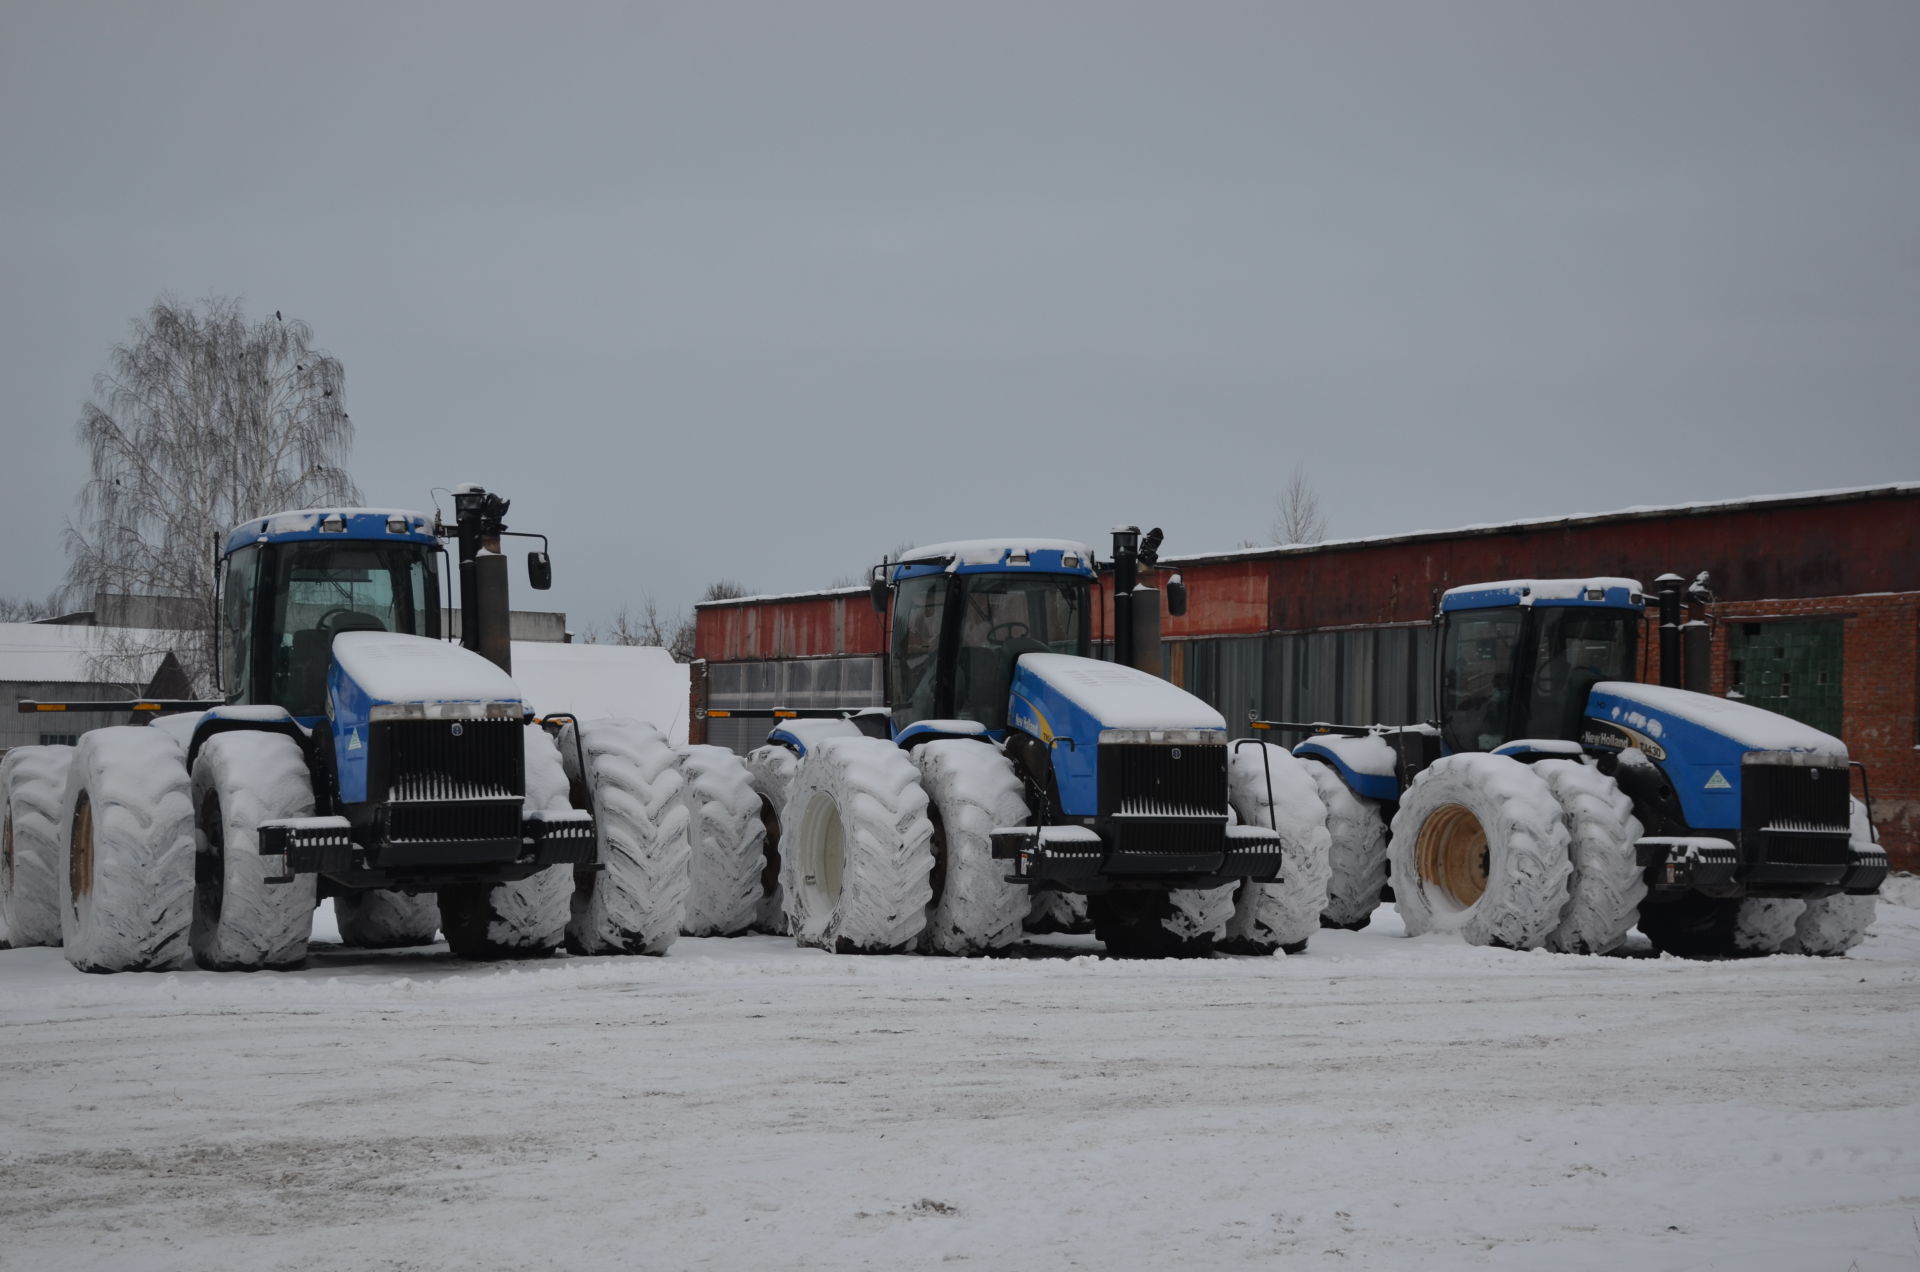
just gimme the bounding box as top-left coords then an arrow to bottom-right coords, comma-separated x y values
316,607 -> 382,633
985,620 -> 1030,644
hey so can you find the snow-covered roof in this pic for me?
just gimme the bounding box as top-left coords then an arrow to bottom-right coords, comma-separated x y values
508,641 -> 690,743
0,623 -> 180,686
1166,482 -> 1920,566
900,538 -> 1094,565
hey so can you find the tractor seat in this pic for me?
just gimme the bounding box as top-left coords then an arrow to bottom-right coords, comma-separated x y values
285,614 -> 388,714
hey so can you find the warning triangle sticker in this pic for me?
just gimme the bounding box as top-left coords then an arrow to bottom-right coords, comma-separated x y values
347,728 -> 362,752
1704,770 -> 1731,790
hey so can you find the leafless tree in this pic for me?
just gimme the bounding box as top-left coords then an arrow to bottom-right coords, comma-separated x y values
1269,464 -> 1327,545
63,297 -> 360,690
601,598 -> 674,647
671,579 -> 750,662
0,594 -> 57,623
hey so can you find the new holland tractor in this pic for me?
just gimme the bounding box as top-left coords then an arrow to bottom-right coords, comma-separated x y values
707,528 -> 1335,958
0,484 -> 692,972
1269,575 -> 1888,958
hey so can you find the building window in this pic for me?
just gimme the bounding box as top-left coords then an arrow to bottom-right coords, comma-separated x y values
1727,619 -> 1843,736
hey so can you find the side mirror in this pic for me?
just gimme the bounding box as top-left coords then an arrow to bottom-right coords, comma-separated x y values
869,563 -> 889,614
528,552 -> 552,591
1166,573 -> 1187,618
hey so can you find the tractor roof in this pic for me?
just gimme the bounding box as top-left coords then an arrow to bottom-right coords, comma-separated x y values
223,508 -> 439,557
892,538 -> 1095,581
1441,577 -> 1645,613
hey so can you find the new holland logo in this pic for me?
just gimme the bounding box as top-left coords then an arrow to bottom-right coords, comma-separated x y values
346,728 -> 362,752
1704,770 -> 1731,791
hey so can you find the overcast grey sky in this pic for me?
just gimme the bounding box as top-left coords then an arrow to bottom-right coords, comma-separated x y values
3,1 -> 1916,632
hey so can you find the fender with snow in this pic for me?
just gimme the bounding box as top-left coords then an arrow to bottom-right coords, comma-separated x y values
559,718 -> 689,955
438,727 -> 574,960
1535,759 -> 1646,955
2,744 -> 72,947
60,727 -> 196,973
1389,753 -> 1572,950
678,744 -> 766,937
1222,743 -> 1331,955
190,731 -> 319,970
781,735 -> 933,954
913,739 -> 1029,955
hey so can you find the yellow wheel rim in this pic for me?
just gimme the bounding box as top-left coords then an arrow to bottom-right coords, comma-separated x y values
1415,802 -> 1489,908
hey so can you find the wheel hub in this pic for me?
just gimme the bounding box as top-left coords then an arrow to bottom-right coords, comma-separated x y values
70,795 -> 94,904
1416,802 -> 1490,908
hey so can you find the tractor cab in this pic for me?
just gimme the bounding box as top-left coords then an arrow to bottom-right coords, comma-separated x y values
219,510 -> 443,723
876,540 -> 1096,737
1437,578 -> 1643,754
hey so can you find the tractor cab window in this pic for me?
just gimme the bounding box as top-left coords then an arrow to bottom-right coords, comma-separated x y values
1441,608 -> 1525,752
264,541 -> 437,718
889,574 -> 949,727
952,573 -> 1089,729
221,545 -> 260,701
1519,608 -> 1638,741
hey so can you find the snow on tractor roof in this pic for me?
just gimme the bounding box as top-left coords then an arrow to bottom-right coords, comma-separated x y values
901,539 -> 1093,566
1442,577 -> 1643,610
224,508 -> 438,555
1018,653 -> 1226,732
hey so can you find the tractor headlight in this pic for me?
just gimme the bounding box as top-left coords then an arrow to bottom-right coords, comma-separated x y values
368,700 -> 525,723
1097,728 -> 1226,746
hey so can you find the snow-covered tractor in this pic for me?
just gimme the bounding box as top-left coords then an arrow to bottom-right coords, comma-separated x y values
0,484 -> 692,972
705,529 -> 1334,958
1274,576 -> 1888,957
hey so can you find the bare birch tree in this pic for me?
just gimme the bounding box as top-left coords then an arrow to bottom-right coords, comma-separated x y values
1269,464 -> 1328,545
63,298 -> 361,691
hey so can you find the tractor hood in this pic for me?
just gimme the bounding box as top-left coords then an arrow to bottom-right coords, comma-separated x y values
1583,681 -> 1847,830
1009,653 -> 1225,817
328,632 -> 526,803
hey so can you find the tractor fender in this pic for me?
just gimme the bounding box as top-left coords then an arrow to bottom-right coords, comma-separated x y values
1293,735 -> 1400,803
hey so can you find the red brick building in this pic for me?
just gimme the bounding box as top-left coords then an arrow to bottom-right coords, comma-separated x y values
694,484 -> 1920,870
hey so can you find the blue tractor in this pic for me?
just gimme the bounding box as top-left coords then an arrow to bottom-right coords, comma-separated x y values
1273,575 -> 1888,957
714,529 -> 1331,958
13,485 -> 691,973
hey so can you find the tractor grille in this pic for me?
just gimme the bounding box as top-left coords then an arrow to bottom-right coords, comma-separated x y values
1098,743 -> 1228,819
385,798 -> 523,846
378,718 -> 525,803
1741,763 -> 1849,836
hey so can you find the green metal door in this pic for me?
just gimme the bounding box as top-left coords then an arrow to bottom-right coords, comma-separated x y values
1728,619 -> 1843,737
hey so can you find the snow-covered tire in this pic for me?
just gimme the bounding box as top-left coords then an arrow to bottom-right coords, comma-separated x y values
559,718 -> 689,956
1785,798 -> 1879,956
1026,890 -> 1089,934
1304,761 -> 1389,930
678,744 -> 766,937
437,727 -> 574,960
1222,744 -> 1331,955
2,745 -> 72,947
1090,887 -> 1232,958
913,739 -> 1029,955
189,731 -> 318,971
744,745 -> 799,934
781,736 -> 933,954
334,890 -> 440,948
58,728 -> 196,973
1639,894 -> 1803,958
1535,759 -> 1647,955
1389,753 -> 1572,950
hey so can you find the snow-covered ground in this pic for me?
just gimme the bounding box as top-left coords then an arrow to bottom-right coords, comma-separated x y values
3,887 -> 1918,1272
